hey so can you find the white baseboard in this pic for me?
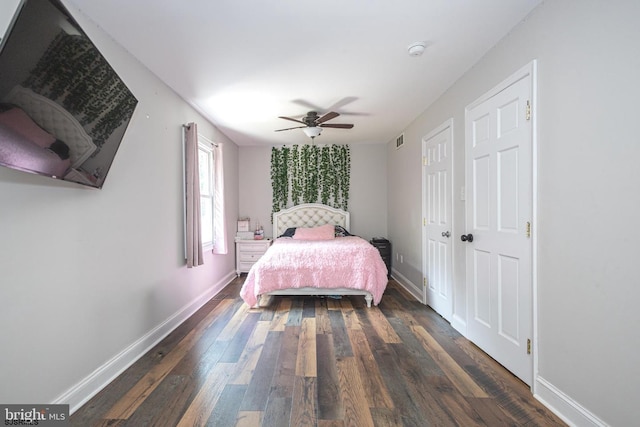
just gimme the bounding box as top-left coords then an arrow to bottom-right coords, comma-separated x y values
451,314 -> 467,336
390,268 -> 422,303
55,271 -> 237,414
534,376 -> 608,427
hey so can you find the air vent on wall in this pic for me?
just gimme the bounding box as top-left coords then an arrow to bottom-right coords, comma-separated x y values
396,133 -> 405,149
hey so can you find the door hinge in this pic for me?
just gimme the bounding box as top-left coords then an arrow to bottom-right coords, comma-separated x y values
423,156 -> 428,166
423,277 -> 427,287
526,221 -> 531,238
527,338 -> 532,354
526,100 -> 531,121
423,217 -> 426,226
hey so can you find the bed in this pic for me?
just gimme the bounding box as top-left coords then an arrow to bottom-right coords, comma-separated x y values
240,203 -> 389,308
0,86 -> 96,181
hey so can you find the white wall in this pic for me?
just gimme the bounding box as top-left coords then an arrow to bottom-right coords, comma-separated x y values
239,144 -> 387,241
387,1 -> 640,425
0,0 -> 239,411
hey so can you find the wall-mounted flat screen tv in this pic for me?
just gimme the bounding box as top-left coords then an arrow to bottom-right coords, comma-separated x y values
0,0 -> 137,188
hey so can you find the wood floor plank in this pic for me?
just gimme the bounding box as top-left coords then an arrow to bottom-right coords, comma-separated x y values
170,299 -> 240,376
369,407 -> 403,427
341,298 -> 362,330
176,362 -> 234,427
365,307 -> 402,344
256,293 -> 274,310
316,333 -> 343,420
328,309 -> 354,357
269,325 -> 300,400
388,341 -> 456,426
426,376 -> 487,427
121,374 -> 189,427
235,411 -> 262,427
291,376 -> 317,427
286,297 -> 304,326
262,396 -> 292,427
69,367 -> 148,426
347,328 -> 394,410
315,299 -> 332,334
218,302 -> 251,340
466,397 -> 519,427
386,316 -> 442,376
336,357 -> 376,427
440,394 -> 485,427
270,298 -> 292,331
302,297 -> 316,318
239,330 -> 283,411
326,297 -> 342,310
88,420 -> 125,427
169,339 -> 222,379
219,312 -> 261,363
378,292 -> 421,329
356,308 -> 427,426
295,317 -> 317,377
206,384 -> 247,427
229,320 -> 271,385
412,324 -> 489,398
257,298 -> 275,321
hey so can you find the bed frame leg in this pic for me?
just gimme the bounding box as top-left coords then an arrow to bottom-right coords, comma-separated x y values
365,294 -> 373,308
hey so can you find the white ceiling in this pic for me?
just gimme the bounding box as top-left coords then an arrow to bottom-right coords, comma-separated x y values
69,0 -> 541,146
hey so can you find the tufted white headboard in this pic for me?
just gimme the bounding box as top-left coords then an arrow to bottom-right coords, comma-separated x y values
273,203 -> 350,237
4,86 -> 96,168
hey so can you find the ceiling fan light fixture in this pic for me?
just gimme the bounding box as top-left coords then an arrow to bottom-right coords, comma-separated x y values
303,126 -> 322,138
408,41 -> 426,57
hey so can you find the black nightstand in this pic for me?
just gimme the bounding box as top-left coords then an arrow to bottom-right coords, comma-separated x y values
370,238 -> 391,277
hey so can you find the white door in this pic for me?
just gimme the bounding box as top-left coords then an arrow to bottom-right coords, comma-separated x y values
464,69 -> 534,385
422,119 -> 453,321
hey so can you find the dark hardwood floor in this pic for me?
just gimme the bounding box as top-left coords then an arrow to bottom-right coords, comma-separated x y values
71,278 -> 565,426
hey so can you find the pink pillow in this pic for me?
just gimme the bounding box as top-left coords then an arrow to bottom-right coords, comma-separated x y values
292,224 -> 335,240
0,107 -> 56,148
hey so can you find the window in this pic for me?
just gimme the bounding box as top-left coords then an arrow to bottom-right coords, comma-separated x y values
198,136 -> 215,249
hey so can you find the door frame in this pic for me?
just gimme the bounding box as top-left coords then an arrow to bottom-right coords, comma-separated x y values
421,118 -> 454,313
463,60 -> 538,389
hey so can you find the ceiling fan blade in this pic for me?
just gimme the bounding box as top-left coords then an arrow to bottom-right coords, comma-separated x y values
320,123 -> 354,129
278,116 -> 306,125
292,99 -> 323,111
317,111 -> 339,124
275,126 -> 306,132
327,96 -> 358,111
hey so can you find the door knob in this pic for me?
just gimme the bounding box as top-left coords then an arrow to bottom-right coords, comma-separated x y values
441,231 -> 451,238
461,233 -> 474,242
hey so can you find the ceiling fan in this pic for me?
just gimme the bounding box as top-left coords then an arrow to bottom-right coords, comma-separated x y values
275,111 -> 354,139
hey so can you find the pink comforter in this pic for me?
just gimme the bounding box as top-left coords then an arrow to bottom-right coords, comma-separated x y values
240,236 -> 388,306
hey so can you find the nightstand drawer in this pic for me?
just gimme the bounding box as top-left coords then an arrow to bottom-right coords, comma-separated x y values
240,252 -> 264,262
241,244 -> 270,254
238,261 -> 257,272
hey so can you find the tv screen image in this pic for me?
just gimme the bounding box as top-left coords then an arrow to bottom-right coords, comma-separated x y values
0,0 -> 137,188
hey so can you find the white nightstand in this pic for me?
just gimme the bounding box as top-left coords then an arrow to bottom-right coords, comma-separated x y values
235,238 -> 272,276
